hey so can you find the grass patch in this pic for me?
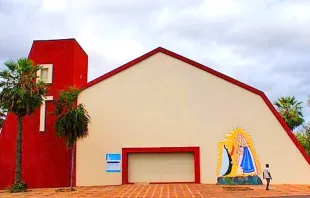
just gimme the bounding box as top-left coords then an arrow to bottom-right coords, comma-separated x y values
55,188 -> 76,192
7,182 -> 28,193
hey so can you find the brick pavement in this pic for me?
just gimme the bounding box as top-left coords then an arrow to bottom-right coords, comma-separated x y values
0,184 -> 309,198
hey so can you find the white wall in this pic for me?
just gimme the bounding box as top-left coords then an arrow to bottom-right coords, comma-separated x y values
77,52 -> 310,186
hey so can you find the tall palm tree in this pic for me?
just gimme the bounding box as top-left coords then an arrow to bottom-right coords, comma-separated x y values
0,58 -> 47,192
0,106 -> 7,129
274,96 -> 304,131
53,87 -> 90,191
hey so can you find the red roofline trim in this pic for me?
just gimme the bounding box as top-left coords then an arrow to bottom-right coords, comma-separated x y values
82,47 -> 310,165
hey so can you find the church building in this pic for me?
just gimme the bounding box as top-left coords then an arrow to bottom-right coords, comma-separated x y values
0,39 -> 309,189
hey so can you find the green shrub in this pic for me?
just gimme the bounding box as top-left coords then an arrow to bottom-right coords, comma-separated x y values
7,182 -> 28,193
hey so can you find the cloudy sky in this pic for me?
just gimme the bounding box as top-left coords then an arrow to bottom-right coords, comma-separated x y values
1,0 -> 310,121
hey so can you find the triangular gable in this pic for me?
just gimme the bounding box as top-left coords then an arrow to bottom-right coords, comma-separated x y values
82,47 -> 310,165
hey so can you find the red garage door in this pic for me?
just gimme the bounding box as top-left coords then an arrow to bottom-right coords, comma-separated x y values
122,147 -> 200,184
128,152 -> 195,183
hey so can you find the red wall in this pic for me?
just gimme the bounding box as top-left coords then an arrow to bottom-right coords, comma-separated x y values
0,39 -> 88,189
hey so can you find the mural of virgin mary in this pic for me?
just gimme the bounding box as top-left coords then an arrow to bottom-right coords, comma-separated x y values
236,133 -> 257,174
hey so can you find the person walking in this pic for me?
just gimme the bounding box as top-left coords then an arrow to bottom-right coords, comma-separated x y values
263,164 -> 272,190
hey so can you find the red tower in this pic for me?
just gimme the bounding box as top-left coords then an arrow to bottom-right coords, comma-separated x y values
0,39 -> 88,189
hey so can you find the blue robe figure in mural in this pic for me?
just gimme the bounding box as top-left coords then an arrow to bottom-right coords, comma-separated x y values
240,147 -> 255,173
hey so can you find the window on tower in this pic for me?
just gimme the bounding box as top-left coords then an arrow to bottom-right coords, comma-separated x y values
37,64 -> 53,84
41,68 -> 49,82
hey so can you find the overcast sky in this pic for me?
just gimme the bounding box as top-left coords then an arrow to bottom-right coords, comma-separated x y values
1,0 -> 310,121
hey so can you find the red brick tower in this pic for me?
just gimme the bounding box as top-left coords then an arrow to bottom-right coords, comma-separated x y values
0,39 -> 88,189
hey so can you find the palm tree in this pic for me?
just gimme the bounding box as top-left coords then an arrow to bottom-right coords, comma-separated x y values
295,122 -> 310,155
274,96 -> 304,131
53,87 -> 90,191
0,58 -> 47,192
0,106 -> 7,129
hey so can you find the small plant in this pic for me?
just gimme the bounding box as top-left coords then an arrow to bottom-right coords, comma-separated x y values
7,182 -> 28,193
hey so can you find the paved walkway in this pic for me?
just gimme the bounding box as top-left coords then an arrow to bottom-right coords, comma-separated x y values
0,184 -> 309,197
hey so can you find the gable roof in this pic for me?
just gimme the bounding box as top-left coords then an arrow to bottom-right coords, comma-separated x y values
83,47 -> 310,165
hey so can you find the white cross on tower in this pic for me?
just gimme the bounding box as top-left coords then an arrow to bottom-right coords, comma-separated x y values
39,96 -> 53,132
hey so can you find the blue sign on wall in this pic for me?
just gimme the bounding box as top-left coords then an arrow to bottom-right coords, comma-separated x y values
106,153 -> 121,172
106,154 -> 121,161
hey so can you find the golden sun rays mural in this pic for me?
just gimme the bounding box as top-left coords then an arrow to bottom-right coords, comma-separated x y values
216,127 -> 263,185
